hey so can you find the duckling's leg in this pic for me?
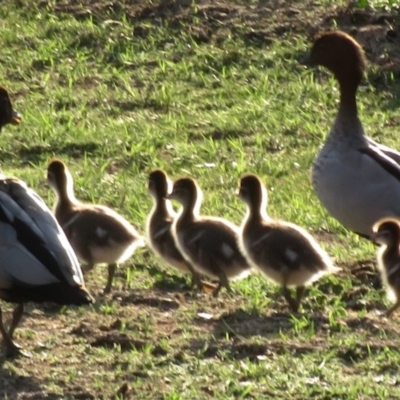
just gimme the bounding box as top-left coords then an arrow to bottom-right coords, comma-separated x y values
190,273 -> 202,289
0,306 -> 24,358
384,298 -> 400,318
281,287 -> 298,312
8,303 -> 24,339
294,286 -> 305,311
185,262 -> 202,290
104,263 -> 117,294
213,271 -> 232,297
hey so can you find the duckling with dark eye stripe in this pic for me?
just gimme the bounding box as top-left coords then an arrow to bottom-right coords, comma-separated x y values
167,177 -> 251,297
373,219 -> 400,317
146,169 -> 202,288
47,159 -> 146,294
238,174 -> 338,312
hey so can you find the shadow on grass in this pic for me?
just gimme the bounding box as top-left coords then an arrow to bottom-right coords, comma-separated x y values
207,309 -> 332,338
0,142 -> 102,167
0,366 -> 47,400
182,335 -> 318,362
194,306 -> 400,339
17,142 -> 101,164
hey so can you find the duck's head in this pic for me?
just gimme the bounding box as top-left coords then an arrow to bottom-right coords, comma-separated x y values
373,219 -> 400,247
238,174 -> 268,212
148,169 -> 172,200
303,31 -> 366,87
167,177 -> 202,211
0,86 -> 22,130
47,159 -> 74,196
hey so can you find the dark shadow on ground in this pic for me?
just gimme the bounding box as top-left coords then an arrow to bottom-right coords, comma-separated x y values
0,366 -> 46,400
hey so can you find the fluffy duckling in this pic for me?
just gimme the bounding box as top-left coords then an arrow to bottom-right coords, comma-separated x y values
373,219 -> 400,317
303,31 -> 400,239
146,169 -> 201,288
47,159 -> 145,294
238,174 -> 337,311
0,87 -> 93,357
167,177 -> 250,296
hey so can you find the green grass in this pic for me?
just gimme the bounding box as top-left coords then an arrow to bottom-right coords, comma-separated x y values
1,0 -> 400,399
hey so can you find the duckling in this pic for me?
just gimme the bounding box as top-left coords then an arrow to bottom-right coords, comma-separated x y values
146,169 -> 202,288
0,87 -> 93,357
373,219 -> 400,317
47,159 -> 145,294
303,31 -> 400,239
238,174 -> 337,312
167,177 -> 250,296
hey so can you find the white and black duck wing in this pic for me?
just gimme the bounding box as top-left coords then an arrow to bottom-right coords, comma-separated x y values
367,137 -> 400,165
0,178 -> 84,288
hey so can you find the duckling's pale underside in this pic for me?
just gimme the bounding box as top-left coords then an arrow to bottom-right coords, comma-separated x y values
0,178 -> 86,304
173,217 -> 250,280
240,220 -> 334,287
313,119 -> 400,238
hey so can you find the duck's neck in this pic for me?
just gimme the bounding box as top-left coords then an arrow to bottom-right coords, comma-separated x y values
338,81 -> 358,122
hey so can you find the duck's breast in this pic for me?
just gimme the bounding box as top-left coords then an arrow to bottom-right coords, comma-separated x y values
313,123 -> 400,236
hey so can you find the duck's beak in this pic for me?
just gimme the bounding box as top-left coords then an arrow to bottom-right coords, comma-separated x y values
11,110 -> 22,125
165,193 -> 172,200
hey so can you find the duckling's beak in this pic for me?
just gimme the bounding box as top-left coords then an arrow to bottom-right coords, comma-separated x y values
165,193 -> 173,200
43,175 -> 50,188
11,110 -> 22,125
299,52 -> 314,67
